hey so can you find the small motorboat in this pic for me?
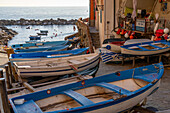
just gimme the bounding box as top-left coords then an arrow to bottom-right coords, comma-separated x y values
10,62 -> 164,113
13,53 -> 100,78
37,30 -> 48,35
121,40 -> 170,56
10,48 -> 89,62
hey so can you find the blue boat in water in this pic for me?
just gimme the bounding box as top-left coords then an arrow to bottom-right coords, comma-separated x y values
14,45 -> 69,53
11,40 -> 68,49
10,62 -> 163,113
10,48 -> 89,61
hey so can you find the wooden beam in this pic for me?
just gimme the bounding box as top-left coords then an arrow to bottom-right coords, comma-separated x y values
8,61 -> 15,83
7,75 -> 82,93
23,82 -> 35,93
5,65 -> 11,89
0,69 -> 3,78
133,57 -> 136,67
0,78 -> 11,113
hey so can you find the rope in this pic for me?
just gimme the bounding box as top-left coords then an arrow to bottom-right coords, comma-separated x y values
132,68 -> 143,88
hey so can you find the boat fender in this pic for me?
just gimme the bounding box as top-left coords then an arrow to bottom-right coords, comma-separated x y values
81,81 -> 85,86
115,71 -> 120,76
106,45 -> 111,50
47,89 -> 51,94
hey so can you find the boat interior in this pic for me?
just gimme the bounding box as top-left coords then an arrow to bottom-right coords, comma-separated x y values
15,54 -> 98,68
37,79 -> 149,112
128,42 -> 169,50
11,66 -> 160,112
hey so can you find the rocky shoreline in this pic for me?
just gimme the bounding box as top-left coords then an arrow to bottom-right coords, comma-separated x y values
0,18 -> 77,26
0,26 -> 18,45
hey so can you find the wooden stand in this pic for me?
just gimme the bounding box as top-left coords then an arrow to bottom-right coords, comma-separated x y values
0,69 -> 3,78
0,78 -> 11,113
5,65 -> 11,89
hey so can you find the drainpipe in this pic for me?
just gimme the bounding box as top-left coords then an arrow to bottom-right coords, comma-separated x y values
114,0 -> 116,31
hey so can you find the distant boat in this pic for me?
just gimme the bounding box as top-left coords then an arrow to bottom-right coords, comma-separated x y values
11,40 -> 68,49
25,35 -> 41,43
10,48 -> 89,61
37,30 -> 48,35
10,62 -> 164,113
13,53 -> 100,78
121,40 -> 170,56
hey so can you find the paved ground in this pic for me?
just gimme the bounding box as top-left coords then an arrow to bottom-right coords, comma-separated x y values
96,60 -> 170,112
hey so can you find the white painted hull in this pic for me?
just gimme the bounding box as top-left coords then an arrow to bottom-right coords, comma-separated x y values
14,54 -> 100,78
86,80 -> 161,113
121,47 -> 170,55
102,44 -> 121,53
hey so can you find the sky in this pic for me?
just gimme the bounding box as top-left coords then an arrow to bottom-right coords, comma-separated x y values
0,0 -> 89,7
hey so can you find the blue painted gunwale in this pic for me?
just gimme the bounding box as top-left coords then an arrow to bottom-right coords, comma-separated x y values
10,48 -> 89,59
121,40 -> 170,52
10,62 -> 164,113
14,45 -> 69,53
11,40 -> 68,49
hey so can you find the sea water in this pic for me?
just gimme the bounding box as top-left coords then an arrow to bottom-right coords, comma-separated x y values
0,7 -> 88,46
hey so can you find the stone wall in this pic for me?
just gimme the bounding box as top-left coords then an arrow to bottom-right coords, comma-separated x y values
0,18 -> 77,26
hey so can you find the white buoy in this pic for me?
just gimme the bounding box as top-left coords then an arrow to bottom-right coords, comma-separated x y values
124,33 -> 129,38
164,28 -> 169,34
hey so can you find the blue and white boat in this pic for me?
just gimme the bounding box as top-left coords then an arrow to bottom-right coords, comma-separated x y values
25,35 -> 41,43
37,30 -> 48,35
13,53 -> 100,78
14,45 -> 69,53
10,48 -> 89,61
10,62 -> 164,113
121,40 -> 170,56
99,48 -> 131,63
11,40 -> 68,49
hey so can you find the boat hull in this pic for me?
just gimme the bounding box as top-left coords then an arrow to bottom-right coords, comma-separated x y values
82,80 -> 160,113
14,54 -> 100,78
121,47 -> 170,56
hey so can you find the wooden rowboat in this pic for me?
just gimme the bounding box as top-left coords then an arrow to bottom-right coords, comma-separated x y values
102,39 -> 151,53
121,40 -> 170,56
10,48 -> 89,62
11,40 -> 68,49
13,53 -> 100,78
14,45 -> 69,53
10,62 -> 164,113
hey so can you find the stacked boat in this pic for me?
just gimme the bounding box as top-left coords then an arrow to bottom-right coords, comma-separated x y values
10,39 -> 100,79
101,39 -> 170,63
8,36 -> 165,113
10,62 -> 164,113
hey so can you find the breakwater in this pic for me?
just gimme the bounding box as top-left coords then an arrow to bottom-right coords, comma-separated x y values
0,18 -> 77,26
